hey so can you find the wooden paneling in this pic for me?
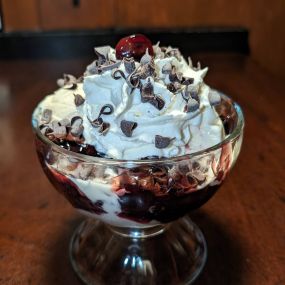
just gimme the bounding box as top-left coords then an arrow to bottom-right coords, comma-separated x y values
39,0 -> 115,30
1,0 -> 40,31
0,0 -> 285,79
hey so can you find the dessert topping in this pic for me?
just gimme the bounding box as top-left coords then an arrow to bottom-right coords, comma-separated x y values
74,94 -> 85,106
155,135 -> 173,149
120,120 -> 138,137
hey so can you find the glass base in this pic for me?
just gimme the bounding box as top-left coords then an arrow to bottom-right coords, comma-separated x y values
69,216 -> 207,285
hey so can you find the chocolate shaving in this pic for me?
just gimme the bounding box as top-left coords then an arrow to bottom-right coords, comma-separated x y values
155,135 -> 173,149
208,90 -> 221,106
41,109 -> 52,124
182,77 -> 194,85
120,120 -> 137,137
88,117 -> 103,128
99,104 -> 114,116
112,69 -> 127,80
141,80 -> 154,102
184,98 -> 199,113
149,95 -> 165,110
139,62 -> 155,79
190,91 -> 199,103
63,83 -> 77,90
74,94 -> 85,106
99,122 -> 110,135
167,83 -> 176,93
71,116 -> 83,127
124,57 -> 136,74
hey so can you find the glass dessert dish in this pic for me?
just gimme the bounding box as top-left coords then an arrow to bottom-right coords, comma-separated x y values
32,94 -> 244,285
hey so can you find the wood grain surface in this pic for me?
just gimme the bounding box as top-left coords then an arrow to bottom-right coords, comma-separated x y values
0,52 -> 284,285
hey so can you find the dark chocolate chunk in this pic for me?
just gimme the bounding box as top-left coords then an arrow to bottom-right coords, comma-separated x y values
74,94 -> 85,106
99,122 -> 110,135
155,135 -> 173,149
71,116 -> 83,126
120,120 -> 138,137
149,96 -> 165,110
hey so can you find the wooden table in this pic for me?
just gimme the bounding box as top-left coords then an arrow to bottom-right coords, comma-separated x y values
0,53 -> 284,285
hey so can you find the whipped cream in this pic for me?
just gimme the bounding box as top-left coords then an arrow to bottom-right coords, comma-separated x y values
34,45 -> 225,160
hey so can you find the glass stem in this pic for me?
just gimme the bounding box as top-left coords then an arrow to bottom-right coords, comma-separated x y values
107,224 -> 169,238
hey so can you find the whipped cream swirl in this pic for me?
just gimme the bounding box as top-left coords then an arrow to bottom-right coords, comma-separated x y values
34,45 -> 225,160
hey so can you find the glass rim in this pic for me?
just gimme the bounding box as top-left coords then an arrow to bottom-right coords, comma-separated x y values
32,92 -> 244,165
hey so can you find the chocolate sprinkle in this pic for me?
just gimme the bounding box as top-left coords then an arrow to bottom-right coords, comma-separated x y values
41,109 -> 52,124
74,94 -> 85,106
155,135 -> 173,149
120,120 -> 137,137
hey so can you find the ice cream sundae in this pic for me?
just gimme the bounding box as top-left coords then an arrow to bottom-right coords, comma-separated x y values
32,34 -> 242,227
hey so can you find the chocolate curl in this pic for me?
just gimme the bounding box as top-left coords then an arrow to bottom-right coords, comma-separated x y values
120,120 -> 138,137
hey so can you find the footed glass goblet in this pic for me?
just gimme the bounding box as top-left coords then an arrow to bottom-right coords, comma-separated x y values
32,94 -> 244,285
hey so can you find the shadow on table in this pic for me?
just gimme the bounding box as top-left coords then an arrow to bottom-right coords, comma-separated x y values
192,211 -> 245,285
45,211 -> 245,285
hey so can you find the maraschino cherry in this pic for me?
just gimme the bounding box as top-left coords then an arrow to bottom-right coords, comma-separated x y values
115,34 -> 154,61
